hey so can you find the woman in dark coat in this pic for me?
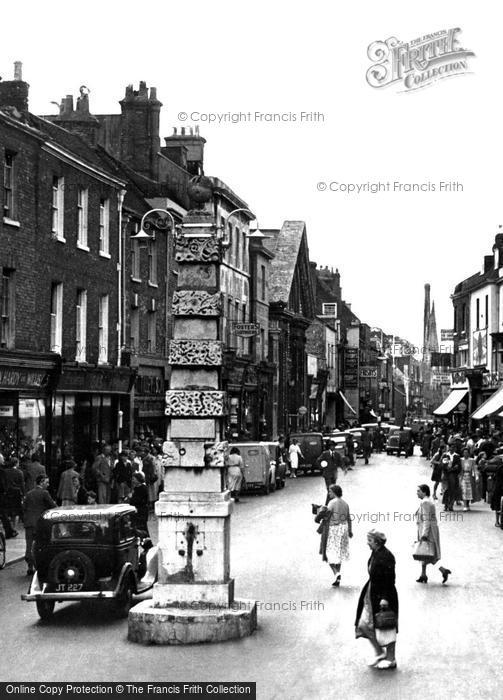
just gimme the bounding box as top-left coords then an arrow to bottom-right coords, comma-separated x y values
355,529 -> 398,670
490,460 -> 503,527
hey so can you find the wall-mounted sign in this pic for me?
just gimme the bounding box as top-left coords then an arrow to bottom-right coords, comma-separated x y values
360,366 -> 377,379
441,329 -> 454,341
0,368 -> 51,390
0,405 -> 14,417
344,348 -> 359,388
233,322 -> 260,338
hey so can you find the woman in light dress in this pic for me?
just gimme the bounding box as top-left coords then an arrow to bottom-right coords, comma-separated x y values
316,484 -> 353,586
460,447 -> 475,511
226,447 -> 244,502
288,439 -> 303,478
415,484 -> 451,584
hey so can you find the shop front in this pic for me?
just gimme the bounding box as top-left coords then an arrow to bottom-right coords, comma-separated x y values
0,350 -> 59,463
133,366 -> 167,439
52,364 -> 134,476
223,358 -> 259,441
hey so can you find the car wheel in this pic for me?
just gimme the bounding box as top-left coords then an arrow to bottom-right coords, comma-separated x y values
47,549 -> 95,589
114,577 -> 134,618
36,599 -> 55,621
0,533 -> 6,569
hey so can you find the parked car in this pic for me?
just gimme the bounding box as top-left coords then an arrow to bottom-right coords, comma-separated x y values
347,428 -> 364,456
289,432 -> 324,475
386,426 -> 414,456
232,442 -> 275,493
262,442 -> 287,489
21,504 -> 155,621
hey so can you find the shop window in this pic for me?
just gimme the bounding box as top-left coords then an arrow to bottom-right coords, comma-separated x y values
98,294 -> 109,364
51,176 -> 65,241
50,282 -> 63,353
77,187 -> 89,249
76,289 -> 87,362
3,150 -> 16,220
1,268 -> 15,349
99,197 -> 110,256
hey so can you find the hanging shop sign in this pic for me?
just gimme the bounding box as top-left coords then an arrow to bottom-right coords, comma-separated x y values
233,323 -> 261,338
359,366 -> 377,379
344,348 -> 359,388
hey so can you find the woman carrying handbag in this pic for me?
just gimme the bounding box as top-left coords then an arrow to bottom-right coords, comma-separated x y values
414,484 -> 451,584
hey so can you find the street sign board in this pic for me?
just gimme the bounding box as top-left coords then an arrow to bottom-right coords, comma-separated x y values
298,405 -> 308,415
441,329 -> 454,341
360,366 -> 377,379
344,348 -> 359,388
232,322 -> 260,337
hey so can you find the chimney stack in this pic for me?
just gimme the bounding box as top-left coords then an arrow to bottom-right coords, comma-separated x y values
14,61 -> 22,81
0,61 -> 30,114
119,81 -> 162,179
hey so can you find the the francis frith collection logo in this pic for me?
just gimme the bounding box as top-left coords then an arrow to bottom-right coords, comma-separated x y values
366,28 -> 475,91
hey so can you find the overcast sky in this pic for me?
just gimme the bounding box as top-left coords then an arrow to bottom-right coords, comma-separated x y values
2,1 -> 499,347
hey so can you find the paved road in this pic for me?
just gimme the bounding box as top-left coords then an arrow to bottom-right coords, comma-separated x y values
1,451 -> 503,699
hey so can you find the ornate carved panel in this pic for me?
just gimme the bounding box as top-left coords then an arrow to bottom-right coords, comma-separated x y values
204,441 -> 229,467
172,291 -> 222,316
169,340 -> 223,366
165,390 -> 228,416
175,237 -> 222,263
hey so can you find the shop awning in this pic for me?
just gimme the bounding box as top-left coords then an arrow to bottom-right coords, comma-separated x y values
471,384 -> 503,420
339,390 -> 356,414
433,388 -> 468,416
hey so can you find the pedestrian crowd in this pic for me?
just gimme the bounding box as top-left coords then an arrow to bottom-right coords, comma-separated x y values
418,424 -> 503,525
310,420 -> 503,673
0,436 -> 166,573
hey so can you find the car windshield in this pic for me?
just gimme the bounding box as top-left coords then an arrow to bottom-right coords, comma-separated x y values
51,522 -> 97,542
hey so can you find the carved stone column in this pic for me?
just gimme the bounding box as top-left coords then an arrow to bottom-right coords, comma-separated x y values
128,180 -> 257,644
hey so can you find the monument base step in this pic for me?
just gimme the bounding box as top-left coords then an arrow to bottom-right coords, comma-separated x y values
128,598 -> 257,645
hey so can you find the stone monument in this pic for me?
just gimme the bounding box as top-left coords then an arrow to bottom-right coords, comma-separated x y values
128,176 -> 257,644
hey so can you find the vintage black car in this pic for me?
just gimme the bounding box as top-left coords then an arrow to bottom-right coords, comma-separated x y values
21,504 -> 154,621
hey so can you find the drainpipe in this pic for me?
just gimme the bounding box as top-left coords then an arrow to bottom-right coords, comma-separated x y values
117,189 -> 126,366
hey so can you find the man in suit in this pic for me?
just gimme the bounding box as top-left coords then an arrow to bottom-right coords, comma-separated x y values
361,428 -> 372,465
316,441 -> 346,501
21,454 -> 46,492
23,474 -> 57,576
92,444 -> 113,504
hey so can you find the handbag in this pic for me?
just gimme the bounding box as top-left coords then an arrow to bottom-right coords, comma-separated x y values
413,539 -> 435,562
374,608 -> 397,630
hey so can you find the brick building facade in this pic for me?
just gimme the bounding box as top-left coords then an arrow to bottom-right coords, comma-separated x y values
0,68 -> 134,480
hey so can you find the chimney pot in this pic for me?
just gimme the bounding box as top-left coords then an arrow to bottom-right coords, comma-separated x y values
181,127 -> 186,136
14,61 -> 22,81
